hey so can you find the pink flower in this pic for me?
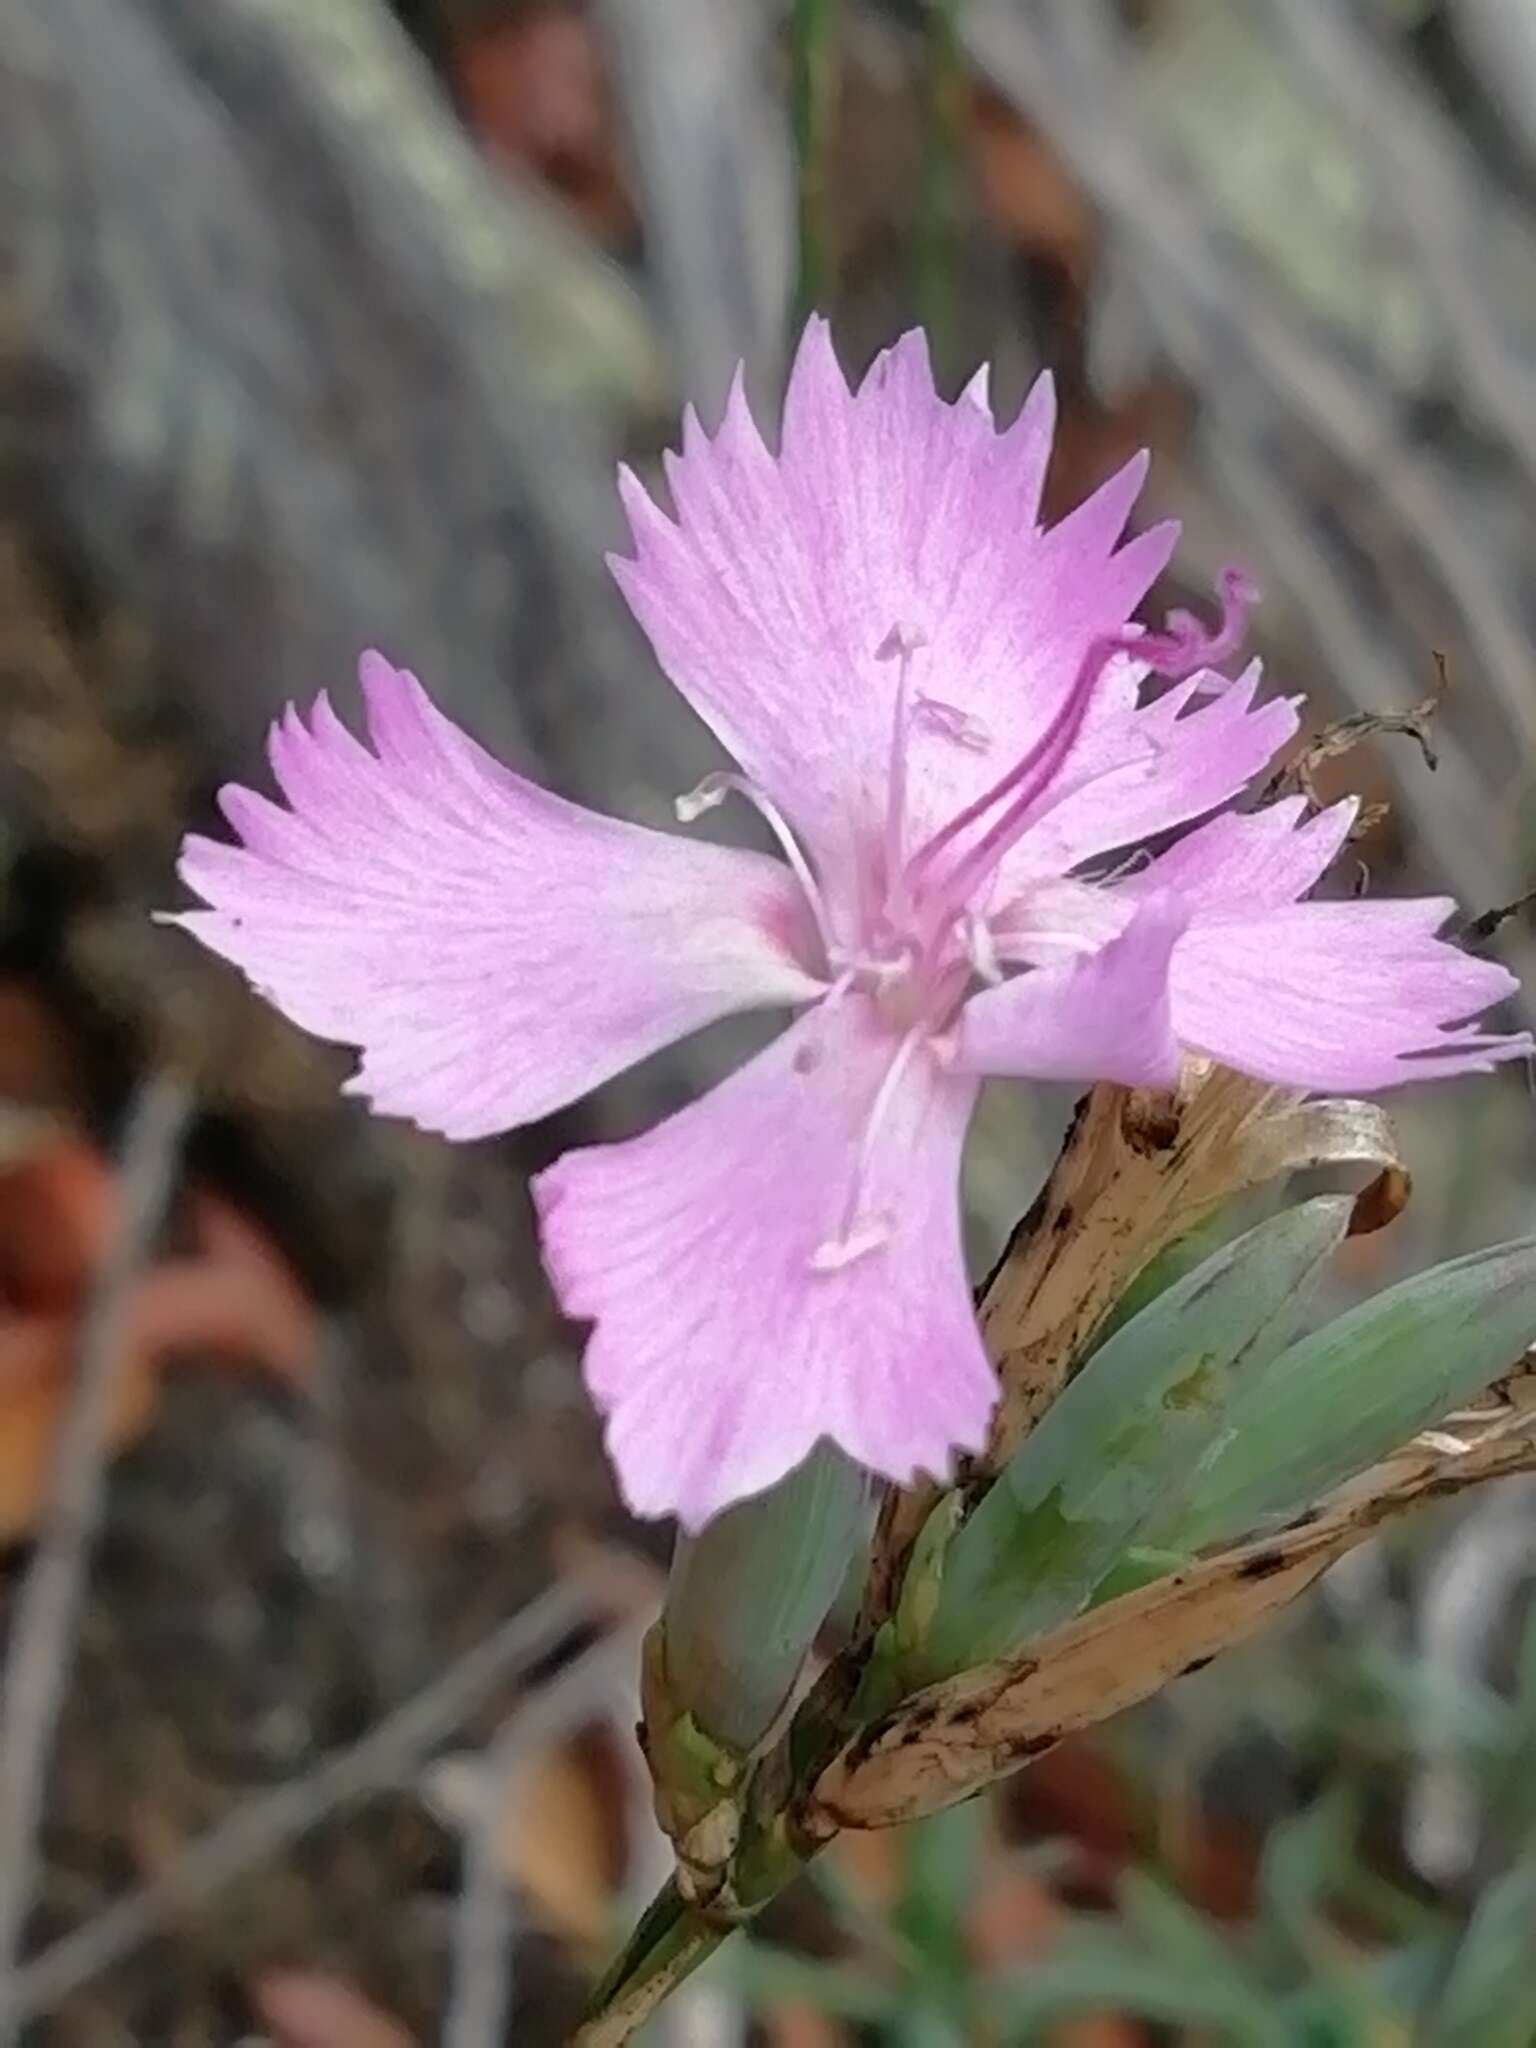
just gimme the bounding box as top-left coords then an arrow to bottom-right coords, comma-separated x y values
164,320 -> 1530,1530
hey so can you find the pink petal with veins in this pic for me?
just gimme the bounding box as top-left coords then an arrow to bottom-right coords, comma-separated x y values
955,894 -> 1186,1087
534,997 -> 994,1529
168,655 -> 821,1139
611,316 -> 1173,911
1172,899 -> 1531,1090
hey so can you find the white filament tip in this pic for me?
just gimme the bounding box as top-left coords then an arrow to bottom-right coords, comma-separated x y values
963,914 -> 1004,986
674,774 -> 730,824
875,622 -> 928,662
809,1217 -> 892,1272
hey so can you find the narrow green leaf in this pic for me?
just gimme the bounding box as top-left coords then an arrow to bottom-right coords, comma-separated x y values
890,2003 -> 969,2048
664,1442 -> 870,1752
897,1800 -> 990,1991
1089,1183 -> 1285,1351
1086,1543 -> 1192,1607
730,1943 -> 895,2023
1428,1861 -> 1536,2048
1258,1786 -> 1357,1943
918,1199 -> 1353,1679
1161,1235 -> 1536,1553
983,1926 -> 1285,2046
1117,1871 -> 1291,2048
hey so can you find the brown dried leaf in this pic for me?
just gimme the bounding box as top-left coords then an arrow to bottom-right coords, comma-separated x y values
429,1736 -> 623,1949
0,1135 -> 314,1542
497,1733 -> 625,1944
453,9 -> 633,241
967,84 -> 1097,289
812,1399 -> 1536,1835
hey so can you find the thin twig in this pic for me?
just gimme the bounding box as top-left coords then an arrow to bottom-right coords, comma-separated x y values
0,1073 -> 193,2044
1459,889 -> 1536,950
12,1579 -> 594,2025
442,1619 -> 648,2048
441,1731 -> 525,2048
1261,665 -> 1446,812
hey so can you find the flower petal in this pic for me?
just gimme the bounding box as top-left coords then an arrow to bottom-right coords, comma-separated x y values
1004,663 -> 1302,885
611,316 -> 1173,911
955,895 -> 1187,1087
1126,795 -> 1359,911
166,655 -> 823,1138
1171,899 -> 1533,1090
533,998 -> 996,1529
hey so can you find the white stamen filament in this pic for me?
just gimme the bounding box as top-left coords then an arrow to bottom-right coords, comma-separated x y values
810,1022 -> 927,1274
877,624 -> 926,905
991,924 -> 1106,965
899,569 -> 1255,948
674,769 -> 841,968
963,913 -> 1004,985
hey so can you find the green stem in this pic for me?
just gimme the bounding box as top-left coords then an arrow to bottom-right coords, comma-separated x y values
792,0 -> 840,321
574,1879 -> 731,2047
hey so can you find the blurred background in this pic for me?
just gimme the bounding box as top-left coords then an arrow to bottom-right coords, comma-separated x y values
3,0 -> 1536,2040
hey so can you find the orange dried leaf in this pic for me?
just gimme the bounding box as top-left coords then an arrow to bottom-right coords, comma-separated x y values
968,1861 -> 1061,1970
175,1188 -> 316,1383
453,8 -> 633,239
249,1969 -> 416,2048
1053,2020 -> 1146,2048
763,2006 -> 849,2048
0,1137 -> 119,1313
967,86 -> 1097,288
0,1314 -> 157,1544
0,981 -> 80,1110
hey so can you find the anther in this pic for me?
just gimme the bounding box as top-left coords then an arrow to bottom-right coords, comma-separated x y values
915,696 -> 992,752
674,773 -> 731,824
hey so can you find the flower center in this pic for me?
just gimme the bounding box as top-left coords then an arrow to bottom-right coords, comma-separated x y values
673,570 -> 1257,1276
